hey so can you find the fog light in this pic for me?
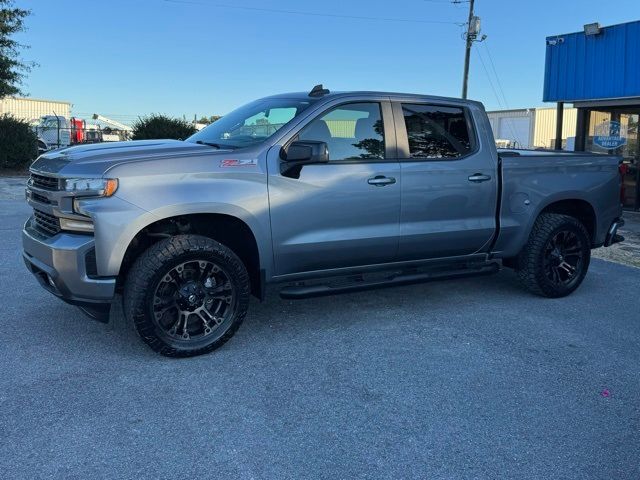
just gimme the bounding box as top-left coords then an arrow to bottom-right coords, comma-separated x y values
60,217 -> 95,233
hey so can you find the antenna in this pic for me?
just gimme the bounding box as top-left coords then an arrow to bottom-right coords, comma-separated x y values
309,84 -> 330,97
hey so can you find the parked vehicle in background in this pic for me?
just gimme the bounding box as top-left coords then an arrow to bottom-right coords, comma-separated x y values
34,114 -> 132,152
495,138 -> 519,149
22,86 -> 624,357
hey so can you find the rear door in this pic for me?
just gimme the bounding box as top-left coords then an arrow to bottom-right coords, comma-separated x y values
267,98 -> 401,276
393,101 -> 498,260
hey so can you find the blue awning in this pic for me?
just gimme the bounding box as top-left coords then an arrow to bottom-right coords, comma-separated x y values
543,20 -> 640,103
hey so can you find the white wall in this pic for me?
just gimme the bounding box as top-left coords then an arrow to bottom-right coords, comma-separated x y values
486,109 -> 534,148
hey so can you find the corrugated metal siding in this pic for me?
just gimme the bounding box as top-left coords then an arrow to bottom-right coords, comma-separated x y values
544,20 -> 640,102
533,107 -> 577,148
0,97 -> 72,123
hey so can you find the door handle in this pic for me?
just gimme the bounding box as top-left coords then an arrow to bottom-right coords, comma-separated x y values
368,175 -> 396,186
468,173 -> 492,183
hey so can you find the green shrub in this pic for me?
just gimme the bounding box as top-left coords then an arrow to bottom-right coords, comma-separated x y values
0,114 -> 38,171
132,114 -> 197,140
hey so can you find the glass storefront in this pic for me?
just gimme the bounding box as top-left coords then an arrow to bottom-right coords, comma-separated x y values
581,108 -> 640,210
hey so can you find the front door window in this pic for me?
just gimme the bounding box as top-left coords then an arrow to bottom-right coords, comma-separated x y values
298,102 -> 385,161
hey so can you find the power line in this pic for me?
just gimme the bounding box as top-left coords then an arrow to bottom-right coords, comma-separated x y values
475,46 -> 502,108
162,0 -> 465,25
423,0 -> 469,4
475,45 -> 521,145
483,42 -> 510,110
479,42 -> 522,145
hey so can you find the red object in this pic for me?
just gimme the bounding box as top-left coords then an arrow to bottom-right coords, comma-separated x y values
70,117 -> 85,144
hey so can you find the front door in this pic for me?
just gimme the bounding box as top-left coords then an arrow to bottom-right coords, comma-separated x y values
268,100 -> 401,276
393,101 -> 498,260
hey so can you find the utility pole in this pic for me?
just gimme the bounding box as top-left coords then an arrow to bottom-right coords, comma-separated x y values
461,0 -> 475,99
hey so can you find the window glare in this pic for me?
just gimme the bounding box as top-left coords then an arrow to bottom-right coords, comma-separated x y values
187,98 -> 316,148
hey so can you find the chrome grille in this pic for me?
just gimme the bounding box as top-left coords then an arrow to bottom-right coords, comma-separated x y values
33,209 -> 60,236
30,173 -> 60,191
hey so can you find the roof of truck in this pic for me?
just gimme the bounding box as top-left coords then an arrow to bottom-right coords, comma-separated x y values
264,90 -> 484,107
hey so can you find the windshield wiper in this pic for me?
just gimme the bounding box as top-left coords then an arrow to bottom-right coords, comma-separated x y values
195,140 -> 223,149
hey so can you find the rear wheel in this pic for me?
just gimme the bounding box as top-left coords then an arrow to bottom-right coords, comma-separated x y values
124,235 -> 250,357
515,213 -> 591,298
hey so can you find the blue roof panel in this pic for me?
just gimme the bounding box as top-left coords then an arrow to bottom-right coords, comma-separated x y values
543,20 -> 640,102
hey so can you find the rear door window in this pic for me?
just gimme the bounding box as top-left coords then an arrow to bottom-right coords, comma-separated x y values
401,104 -> 472,159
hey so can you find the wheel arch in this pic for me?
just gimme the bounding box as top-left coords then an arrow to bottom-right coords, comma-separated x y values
496,194 -> 598,261
538,198 -> 597,244
116,211 -> 266,300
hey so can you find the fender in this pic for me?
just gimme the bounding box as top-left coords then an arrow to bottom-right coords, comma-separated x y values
90,199 -> 272,278
494,191 -> 597,258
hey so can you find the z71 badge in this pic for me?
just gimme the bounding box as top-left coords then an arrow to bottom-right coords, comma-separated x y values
220,159 -> 258,167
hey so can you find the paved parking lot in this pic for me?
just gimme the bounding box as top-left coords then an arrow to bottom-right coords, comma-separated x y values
2,197 -> 640,479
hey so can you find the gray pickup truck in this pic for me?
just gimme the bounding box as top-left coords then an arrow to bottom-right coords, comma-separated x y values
23,86 -> 624,357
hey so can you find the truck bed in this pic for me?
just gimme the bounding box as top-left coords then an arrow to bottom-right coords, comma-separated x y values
494,149 -> 622,257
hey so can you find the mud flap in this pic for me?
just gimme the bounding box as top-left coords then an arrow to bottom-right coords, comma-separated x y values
77,304 -> 112,323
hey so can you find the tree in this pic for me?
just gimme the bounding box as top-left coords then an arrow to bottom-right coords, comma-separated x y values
197,115 -> 222,125
132,114 -> 197,140
0,114 -> 37,170
0,0 -> 32,98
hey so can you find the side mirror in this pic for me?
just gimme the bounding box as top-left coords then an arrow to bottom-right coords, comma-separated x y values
281,140 -> 329,163
280,140 -> 329,178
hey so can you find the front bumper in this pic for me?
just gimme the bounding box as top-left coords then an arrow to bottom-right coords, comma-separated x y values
22,217 -> 116,305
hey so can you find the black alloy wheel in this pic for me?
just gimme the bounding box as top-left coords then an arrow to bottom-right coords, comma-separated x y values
124,235 -> 250,357
542,229 -> 585,289
151,259 -> 236,342
515,213 -> 591,298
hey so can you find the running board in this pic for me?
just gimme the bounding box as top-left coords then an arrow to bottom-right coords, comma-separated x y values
279,262 -> 500,299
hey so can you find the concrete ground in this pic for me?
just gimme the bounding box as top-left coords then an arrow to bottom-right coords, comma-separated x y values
0,175 -> 28,201
1,192 -> 640,478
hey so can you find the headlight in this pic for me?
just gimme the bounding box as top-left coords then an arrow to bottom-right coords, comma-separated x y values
64,178 -> 118,197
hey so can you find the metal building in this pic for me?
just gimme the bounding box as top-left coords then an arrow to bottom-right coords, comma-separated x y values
486,109 -> 535,148
544,19 -> 640,209
487,107 -> 613,150
0,97 -> 72,124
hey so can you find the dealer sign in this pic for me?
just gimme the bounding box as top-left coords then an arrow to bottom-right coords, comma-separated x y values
593,121 -> 627,149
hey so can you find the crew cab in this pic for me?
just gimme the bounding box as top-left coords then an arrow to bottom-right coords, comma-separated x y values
23,86 -> 624,356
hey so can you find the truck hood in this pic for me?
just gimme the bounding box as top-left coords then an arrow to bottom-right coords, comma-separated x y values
30,139 -> 230,176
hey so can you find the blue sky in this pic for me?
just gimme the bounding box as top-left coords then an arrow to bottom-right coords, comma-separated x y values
14,0 -> 640,123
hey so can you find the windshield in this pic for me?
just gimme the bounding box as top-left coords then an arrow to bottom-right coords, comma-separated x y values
187,97 -> 318,149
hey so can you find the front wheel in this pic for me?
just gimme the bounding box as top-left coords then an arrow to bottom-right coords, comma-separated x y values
515,213 -> 591,298
124,235 -> 250,357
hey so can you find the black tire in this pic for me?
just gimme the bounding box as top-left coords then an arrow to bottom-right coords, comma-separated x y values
123,235 -> 250,357
515,213 -> 591,298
